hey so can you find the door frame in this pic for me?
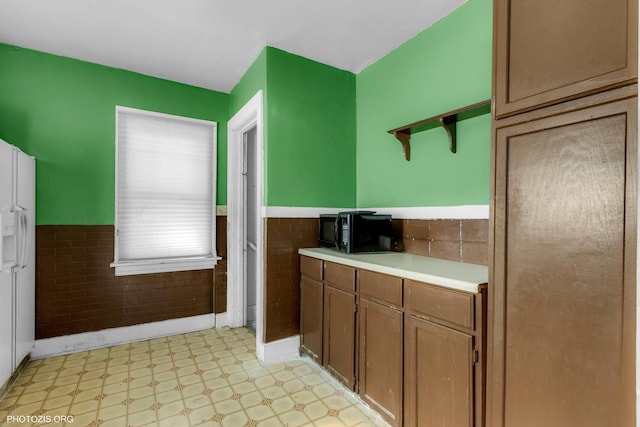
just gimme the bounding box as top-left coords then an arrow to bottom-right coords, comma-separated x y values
227,90 -> 265,352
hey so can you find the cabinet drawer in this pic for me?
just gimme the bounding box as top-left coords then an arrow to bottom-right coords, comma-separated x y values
325,262 -> 356,293
359,269 -> 403,307
408,280 -> 475,330
301,256 -> 323,281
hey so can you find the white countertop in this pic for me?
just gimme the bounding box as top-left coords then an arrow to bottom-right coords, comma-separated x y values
298,247 -> 488,293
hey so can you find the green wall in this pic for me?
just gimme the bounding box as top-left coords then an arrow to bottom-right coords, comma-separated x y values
230,47 -> 357,208
0,44 -> 229,225
228,48 -> 268,207
1,0 -> 492,225
230,49 -> 267,117
356,0 -> 493,208
265,48 -> 356,208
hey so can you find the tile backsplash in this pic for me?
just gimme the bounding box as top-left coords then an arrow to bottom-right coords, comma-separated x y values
265,218 -> 318,342
394,219 -> 488,265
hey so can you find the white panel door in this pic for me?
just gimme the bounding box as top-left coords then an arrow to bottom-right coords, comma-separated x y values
244,127 -> 258,333
0,140 -> 14,387
14,149 -> 35,365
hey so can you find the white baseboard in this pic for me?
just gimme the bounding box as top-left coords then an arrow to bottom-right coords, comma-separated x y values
215,312 -> 229,328
257,335 -> 300,366
32,314 -> 215,359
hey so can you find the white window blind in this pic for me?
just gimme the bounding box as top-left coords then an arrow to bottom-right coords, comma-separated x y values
112,106 -> 217,276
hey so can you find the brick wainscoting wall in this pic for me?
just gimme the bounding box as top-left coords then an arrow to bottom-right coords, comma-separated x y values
398,219 -> 489,266
264,218 -> 318,342
214,216 -> 227,314
36,217 -> 487,342
36,225 -> 213,339
215,217 -> 487,343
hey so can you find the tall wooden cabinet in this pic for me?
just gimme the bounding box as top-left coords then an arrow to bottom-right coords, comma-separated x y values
489,0 -> 638,425
490,91 -> 637,427
493,0 -> 637,118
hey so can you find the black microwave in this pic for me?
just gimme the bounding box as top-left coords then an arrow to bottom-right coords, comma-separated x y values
319,211 -> 393,253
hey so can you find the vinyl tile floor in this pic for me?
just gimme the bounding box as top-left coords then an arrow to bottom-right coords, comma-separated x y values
0,327 -> 390,427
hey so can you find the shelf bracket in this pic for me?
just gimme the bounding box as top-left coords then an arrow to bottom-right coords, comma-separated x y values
393,130 -> 411,161
440,115 -> 457,153
387,100 -> 490,161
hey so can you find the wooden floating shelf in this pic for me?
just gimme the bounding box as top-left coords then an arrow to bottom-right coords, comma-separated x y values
388,100 -> 491,161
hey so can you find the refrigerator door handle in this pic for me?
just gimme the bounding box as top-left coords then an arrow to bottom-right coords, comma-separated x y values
12,205 -> 27,271
19,210 -> 28,270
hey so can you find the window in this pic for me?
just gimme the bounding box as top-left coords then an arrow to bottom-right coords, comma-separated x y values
111,106 -> 217,276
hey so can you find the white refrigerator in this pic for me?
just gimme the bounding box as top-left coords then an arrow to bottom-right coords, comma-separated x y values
0,138 -> 35,392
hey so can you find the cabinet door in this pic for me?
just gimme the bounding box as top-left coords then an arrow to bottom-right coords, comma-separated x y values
494,0 -> 637,118
323,284 -> 356,390
300,276 -> 323,364
490,96 -> 637,427
405,316 -> 474,427
359,299 -> 403,426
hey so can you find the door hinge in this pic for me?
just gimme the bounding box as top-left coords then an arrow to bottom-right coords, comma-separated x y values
472,347 -> 479,365
354,303 -> 357,313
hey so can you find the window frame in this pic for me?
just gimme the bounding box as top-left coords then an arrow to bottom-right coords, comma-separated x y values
111,105 -> 218,276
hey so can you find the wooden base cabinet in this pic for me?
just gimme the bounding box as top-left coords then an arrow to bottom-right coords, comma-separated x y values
323,262 -> 357,391
300,254 -> 487,426
405,317 -> 473,427
323,285 -> 356,390
300,257 -> 324,364
358,278 -> 404,426
405,279 -> 486,427
300,276 -> 323,363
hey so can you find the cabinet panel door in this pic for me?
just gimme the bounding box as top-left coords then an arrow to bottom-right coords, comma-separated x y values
490,96 -> 637,427
405,316 -> 473,427
494,0 -> 637,118
300,276 -> 323,364
323,285 -> 356,390
359,299 -> 403,426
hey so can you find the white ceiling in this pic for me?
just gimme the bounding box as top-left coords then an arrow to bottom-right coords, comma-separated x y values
0,0 -> 467,93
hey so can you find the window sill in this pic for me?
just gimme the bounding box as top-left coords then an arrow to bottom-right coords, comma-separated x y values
111,256 -> 221,276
